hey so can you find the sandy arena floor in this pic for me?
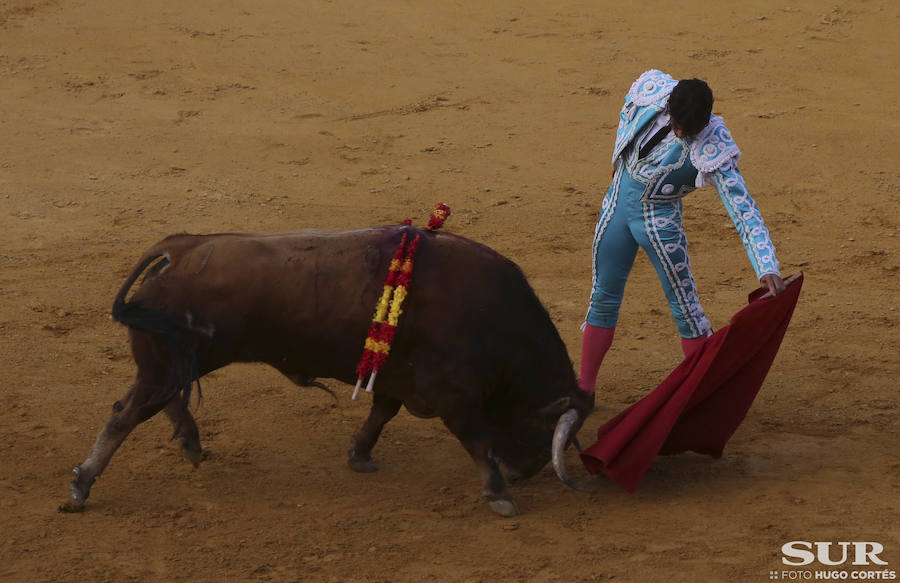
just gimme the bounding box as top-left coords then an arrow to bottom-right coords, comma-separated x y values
1,1 -> 898,581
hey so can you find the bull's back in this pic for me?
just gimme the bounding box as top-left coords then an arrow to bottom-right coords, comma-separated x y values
135,228 -> 389,308
129,229 -> 399,374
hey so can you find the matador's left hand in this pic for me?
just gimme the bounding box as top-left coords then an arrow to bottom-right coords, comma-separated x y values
760,273 -> 786,297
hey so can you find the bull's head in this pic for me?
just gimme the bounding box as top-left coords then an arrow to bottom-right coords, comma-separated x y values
489,392 -> 593,487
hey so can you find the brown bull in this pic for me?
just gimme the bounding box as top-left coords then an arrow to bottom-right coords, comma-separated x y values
66,225 -> 593,516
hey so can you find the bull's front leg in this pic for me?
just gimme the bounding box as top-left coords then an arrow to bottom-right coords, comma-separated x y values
347,392 -> 402,473
443,415 -> 518,518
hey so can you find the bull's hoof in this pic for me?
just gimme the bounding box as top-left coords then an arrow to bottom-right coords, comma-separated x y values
488,498 -> 519,518
347,455 -> 379,473
182,446 -> 203,468
65,468 -> 90,512
174,434 -> 203,468
58,500 -> 85,513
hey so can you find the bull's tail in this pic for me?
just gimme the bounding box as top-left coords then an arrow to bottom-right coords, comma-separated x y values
112,250 -> 202,424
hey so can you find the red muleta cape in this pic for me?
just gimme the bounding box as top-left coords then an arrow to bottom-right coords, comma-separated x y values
580,273 -> 803,492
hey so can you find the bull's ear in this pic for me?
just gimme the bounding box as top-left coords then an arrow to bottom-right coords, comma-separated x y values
538,396 -> 571,416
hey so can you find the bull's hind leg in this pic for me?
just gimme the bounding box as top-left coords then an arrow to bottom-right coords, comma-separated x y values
65,378 -> 169,511
163,398 -> 202,467
347,393 -> 402,473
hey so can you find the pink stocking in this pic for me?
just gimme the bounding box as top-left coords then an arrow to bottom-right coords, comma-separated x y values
578,325 -> 615,394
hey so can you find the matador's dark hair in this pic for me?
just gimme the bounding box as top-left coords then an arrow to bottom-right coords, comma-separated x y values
668,78 -> 714,137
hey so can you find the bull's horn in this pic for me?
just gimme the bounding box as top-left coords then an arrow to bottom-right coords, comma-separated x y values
552,409 -> 584,491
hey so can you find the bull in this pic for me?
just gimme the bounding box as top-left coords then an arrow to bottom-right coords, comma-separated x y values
66,225 -> 593,516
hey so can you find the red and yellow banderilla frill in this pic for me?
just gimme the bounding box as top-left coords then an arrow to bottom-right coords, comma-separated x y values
353,203 -> 450,399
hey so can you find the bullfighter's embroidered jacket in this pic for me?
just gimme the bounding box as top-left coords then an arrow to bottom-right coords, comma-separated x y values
611,69 -> 780,278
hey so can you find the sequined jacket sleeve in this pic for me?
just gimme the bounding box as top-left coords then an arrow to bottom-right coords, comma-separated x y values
709,158 -> 781,278
691,116 -> 780,279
